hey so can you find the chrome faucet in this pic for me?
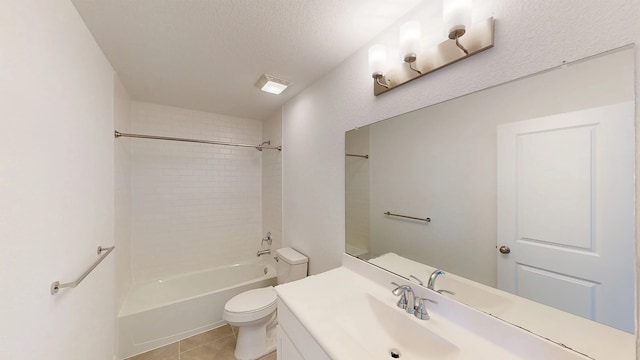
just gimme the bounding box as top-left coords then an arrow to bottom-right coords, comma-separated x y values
427,270 -> 445,290
427,269 -> 455,295
391,282 -> 437,320
256,249 -> 271,257
391,283 -> 416,315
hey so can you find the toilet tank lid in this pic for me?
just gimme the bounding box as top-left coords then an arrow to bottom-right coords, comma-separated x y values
276,247 -> 308,265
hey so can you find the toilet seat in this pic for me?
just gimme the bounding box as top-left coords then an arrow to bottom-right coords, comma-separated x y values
223,286 -> 277,323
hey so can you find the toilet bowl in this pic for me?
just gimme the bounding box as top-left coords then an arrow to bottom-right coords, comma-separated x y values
224,286 -> 278,360
223,247 -> 308,360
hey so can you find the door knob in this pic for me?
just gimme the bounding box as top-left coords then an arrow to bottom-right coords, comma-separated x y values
499,245 -> 511,254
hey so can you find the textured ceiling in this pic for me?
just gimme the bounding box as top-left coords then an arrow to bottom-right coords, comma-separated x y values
71,0 -> 422,120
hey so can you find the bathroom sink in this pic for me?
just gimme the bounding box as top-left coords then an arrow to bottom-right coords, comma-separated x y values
334,294 -> 460,360
368,253 -> 514,316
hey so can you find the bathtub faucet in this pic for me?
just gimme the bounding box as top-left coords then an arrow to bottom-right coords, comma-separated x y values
261,232 -> 272,246
256,249 -> 271,257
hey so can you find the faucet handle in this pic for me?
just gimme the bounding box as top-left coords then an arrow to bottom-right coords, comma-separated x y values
414,298 -> 436,320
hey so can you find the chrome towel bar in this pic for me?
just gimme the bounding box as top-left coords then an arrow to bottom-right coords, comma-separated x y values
384,211 -> 431,223
51,246 -> 115,295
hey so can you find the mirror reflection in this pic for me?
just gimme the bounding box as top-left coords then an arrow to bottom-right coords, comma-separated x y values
345,47 -> 635,339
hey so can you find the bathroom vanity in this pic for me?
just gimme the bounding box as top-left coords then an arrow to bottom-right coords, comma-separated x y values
274,255 -> 614,360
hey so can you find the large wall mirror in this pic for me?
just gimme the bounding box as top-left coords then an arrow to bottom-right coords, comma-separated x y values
345,46 -> 635,358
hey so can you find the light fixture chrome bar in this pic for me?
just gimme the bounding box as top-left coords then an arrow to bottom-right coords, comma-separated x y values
346,153 -> 369,159
114,131 -> 282,151
384,211 -> 431,223
374,17 -> 495,96
51,246 -> 115,295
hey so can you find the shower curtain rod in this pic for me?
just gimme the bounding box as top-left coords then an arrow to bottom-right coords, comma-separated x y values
114,131 -> 282,151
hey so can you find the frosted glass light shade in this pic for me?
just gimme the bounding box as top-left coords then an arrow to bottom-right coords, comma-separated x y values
368,44 -> 388,75
399,21 -> 422,59
443,0 -> 472,35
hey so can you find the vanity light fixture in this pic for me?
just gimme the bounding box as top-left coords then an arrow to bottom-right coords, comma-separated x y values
368,1 -> 494,96
443,0 -> 472,55
255,74 -> 292,95
368,44 -> 389,88
399,21 -> 423,74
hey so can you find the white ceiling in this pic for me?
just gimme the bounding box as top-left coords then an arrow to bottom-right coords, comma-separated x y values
71,0 -> 423,120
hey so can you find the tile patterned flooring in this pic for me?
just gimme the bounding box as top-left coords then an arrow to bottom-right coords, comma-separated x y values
126,325 -> 276,360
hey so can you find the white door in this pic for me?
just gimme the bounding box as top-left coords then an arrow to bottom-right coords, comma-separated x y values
497,102 -> 634,333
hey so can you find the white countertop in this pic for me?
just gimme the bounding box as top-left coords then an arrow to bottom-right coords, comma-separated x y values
368,252 -> 635,360
275,257 -> 601,360
277,266 -> 522,359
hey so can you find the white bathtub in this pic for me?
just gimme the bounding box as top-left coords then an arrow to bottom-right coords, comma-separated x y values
118,261 -> 277,359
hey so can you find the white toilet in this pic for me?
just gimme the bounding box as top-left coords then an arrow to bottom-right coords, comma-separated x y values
223,247 -> 308,360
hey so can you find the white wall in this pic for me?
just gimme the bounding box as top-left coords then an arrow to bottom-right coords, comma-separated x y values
114,75 -> 132,310
262,109 -> 283,267
281,0 -> 640,326
0,1 -> 117,359
129,102 -> 263,282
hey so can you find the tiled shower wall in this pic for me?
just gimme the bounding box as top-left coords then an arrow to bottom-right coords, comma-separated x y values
130,102 -> 263,283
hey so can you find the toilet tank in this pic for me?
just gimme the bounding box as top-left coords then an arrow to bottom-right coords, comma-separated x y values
276,247 -> 308,284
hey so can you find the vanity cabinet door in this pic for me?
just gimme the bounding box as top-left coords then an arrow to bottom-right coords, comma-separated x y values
277,325 -> 304,360
277,299 -> 332,360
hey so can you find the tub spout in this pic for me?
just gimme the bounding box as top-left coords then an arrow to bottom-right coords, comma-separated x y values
257,249 -> 271,257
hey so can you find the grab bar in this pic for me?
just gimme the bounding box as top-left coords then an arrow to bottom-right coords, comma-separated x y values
51,246 -> 115,295
384,211 -> 431,223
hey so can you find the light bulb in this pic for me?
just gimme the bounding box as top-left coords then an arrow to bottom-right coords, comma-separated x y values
399,21 -> 422,62
368,44 -> 388,76
443,0 -> 472,37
